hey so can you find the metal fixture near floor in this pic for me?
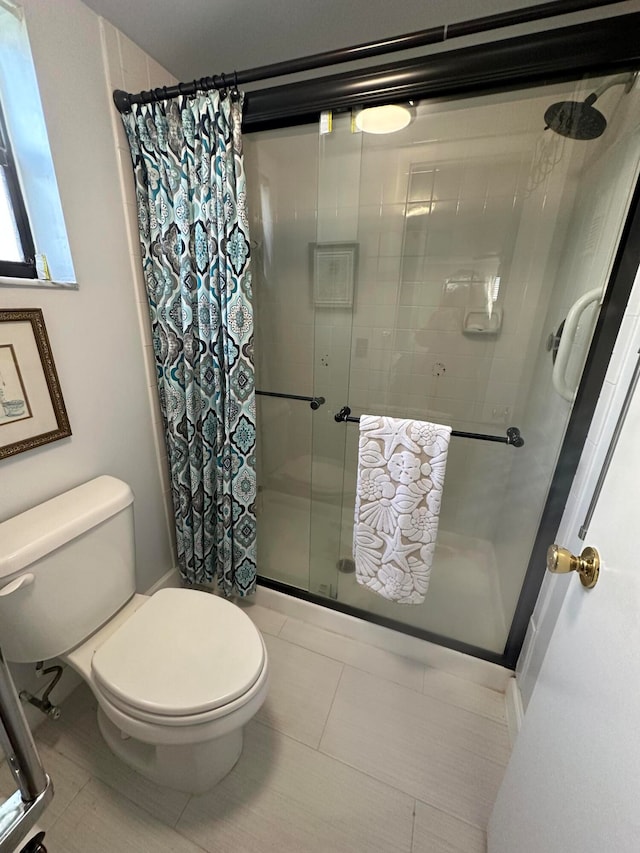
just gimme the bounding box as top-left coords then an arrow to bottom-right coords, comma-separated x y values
19,662 -> 63,721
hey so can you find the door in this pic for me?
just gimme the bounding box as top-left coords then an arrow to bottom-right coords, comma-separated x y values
489,324 -> 640,850
245,67 -> 640,664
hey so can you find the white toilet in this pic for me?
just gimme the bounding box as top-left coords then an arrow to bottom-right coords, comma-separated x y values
0,476 -> 268,794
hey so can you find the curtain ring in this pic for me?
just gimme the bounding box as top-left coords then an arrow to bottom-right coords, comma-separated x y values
220,72 -> 228,98
231,70 -> 240,101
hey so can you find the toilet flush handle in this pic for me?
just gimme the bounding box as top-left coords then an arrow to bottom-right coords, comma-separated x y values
0,573 -> 35,597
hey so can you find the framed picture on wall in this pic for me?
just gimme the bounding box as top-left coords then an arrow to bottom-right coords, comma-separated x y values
0,309 -> 71,460
310,242 -> 358,307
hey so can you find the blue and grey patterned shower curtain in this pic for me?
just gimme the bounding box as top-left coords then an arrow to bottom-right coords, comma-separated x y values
122,92 -> 256,597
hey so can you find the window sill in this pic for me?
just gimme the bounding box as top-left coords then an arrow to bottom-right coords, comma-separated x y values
0,276 -> 78,290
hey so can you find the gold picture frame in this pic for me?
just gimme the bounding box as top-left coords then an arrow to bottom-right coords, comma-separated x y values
0,309 -> 71,460
310,242 -> 358,307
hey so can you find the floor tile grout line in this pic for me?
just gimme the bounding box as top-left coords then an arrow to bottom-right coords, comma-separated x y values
72,771 -> 194,839
419,690 -> 508,726
173,791 -> 193,828
282,614 -> 433,665
336,663 -> 510,748
413,793 -> 492,835
266,607 -> 509,713
274,628 -> 436,697
250,718 -> 428,824
38,771 -> 93,837
37,738 -> 192,833
253,716 -> 335,752
59,774 -> 211,853
171,818 -> 211,853
34,739 -> 94,785
313,737 -> 491,833
410,798 -> 417,852
317,662 -> 346,750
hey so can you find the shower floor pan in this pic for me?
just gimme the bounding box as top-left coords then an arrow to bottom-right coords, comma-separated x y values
258,488 -> 508,654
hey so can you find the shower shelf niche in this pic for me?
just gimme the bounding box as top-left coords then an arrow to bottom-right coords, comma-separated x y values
462,307 -> 503,335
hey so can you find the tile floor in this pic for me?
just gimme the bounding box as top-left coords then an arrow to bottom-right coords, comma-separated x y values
1,602 -> 510,852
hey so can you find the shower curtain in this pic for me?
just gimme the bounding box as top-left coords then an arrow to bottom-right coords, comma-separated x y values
122,91 -> 256,597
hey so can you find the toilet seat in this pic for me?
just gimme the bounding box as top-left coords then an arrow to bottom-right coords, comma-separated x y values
91,588 -> 265,723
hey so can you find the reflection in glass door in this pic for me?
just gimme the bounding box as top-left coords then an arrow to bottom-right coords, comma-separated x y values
245,70 -> 640,658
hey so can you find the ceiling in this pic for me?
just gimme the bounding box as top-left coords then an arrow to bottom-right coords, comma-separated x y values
81,0 -> 558,83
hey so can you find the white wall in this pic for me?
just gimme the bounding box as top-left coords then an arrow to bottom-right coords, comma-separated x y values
0,0 -> 178,711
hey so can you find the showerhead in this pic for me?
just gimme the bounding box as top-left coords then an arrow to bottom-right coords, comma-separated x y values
544,93 -> 607,140
544,72 -> 637,140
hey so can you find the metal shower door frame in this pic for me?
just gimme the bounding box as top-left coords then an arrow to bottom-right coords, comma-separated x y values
247,10 -> 640,668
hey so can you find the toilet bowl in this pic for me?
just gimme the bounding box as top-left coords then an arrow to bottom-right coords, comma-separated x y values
65,588 -> 268,793
0,477 -> 268,794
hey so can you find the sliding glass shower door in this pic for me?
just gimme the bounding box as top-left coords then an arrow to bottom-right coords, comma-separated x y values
245,68 -> 640,659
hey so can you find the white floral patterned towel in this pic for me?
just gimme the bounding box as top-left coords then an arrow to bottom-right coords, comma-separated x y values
353,415 -> 451,604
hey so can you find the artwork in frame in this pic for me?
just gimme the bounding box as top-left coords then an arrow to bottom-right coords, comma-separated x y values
0,309 -> 71,460
310,242 -> 358,307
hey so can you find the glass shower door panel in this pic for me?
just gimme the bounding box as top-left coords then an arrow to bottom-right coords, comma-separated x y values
255,396 -> 313,589
332,74 -> 640,653
307,114 -> 360,599
245,126 -> 320,591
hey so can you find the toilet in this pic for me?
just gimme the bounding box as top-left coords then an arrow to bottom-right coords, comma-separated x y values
0,476 -> 268,794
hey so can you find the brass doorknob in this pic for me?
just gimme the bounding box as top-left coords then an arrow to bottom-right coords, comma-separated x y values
546,544 -> 600,589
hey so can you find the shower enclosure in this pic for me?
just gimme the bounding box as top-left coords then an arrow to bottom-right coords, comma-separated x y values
240,13 -> 640,667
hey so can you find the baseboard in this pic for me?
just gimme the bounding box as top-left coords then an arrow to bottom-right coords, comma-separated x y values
505,676 -> 524,747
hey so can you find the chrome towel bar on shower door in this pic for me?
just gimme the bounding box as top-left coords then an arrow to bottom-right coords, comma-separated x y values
256,389 -> 325,410
334,406 -> 525,447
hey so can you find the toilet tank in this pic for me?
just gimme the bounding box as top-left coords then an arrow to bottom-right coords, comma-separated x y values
0,476 -> 136,663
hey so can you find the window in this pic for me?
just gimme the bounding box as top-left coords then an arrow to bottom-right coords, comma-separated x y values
0,97 -> 36,278
0,0 -> 75,284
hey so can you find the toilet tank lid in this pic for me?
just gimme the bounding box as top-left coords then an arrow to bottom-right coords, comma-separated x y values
0,476 -> 134,579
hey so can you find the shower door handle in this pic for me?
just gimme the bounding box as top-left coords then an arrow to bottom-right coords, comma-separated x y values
552,287 -> 602,403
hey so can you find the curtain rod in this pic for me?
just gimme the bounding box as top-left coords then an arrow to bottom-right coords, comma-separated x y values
112,0 -> 621,114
